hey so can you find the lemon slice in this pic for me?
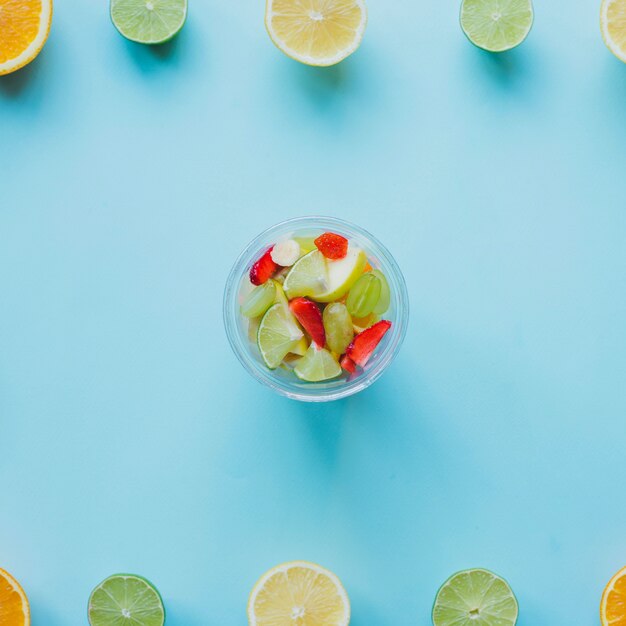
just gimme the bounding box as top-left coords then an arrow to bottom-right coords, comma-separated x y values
265,0 -> 368,67
601,0 -> 626,63
248,561 -> 350,626
257,303 -> 304,369
295,344 -> 342,382
284,248 -> 366,303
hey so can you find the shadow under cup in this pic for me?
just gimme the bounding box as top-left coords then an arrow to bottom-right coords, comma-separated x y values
223,216 -> 409,402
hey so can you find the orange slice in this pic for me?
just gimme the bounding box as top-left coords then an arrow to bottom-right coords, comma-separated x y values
0,568 -> 30,626
601,566 -> 626,626
0,0 -> 52,76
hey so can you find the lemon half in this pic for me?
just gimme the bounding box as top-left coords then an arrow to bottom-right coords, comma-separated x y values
265,0 -> 367,67
248,561 -> 350,626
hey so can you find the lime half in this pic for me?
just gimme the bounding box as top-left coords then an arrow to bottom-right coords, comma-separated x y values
111,0 -> 187,45
88,574 -> 165,626
432,569 -> 518,626
295,344 -> 342,382
460,0 -> 533,52
258,303 -> 304,369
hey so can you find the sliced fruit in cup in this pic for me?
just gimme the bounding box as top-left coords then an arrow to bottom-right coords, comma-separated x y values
258,303 -> 304,369
248,561 -> 350,626
432,569 -> 518,626
231,222 -> 403,395
265,0 -> 368,67
88,574 -> 165,626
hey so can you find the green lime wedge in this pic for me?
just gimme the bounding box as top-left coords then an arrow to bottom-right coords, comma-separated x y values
241,281 -> 276,318
284,248 -> 367,303
258,303 -> 304,369
294,344 -> 342,382
432,569 -> 518,626
272,279 -> 290,309
460,0 -> 533,52
283,250 -> 329,300
88,574 -> 165,626
110,0 -> 187,45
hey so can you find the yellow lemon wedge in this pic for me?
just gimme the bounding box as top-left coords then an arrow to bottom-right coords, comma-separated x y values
0,0 -> 52,76
265,0 -> 367,67
601,0 -> 626,63
248,561 -> 350,626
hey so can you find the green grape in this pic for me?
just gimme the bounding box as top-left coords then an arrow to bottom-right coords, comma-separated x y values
371,269 -> 390,315
346,273 -> 381,318
323,303 -> 354,355
241,281 -> 276,318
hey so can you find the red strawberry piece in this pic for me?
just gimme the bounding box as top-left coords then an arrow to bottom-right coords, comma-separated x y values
346,320 -> 392,367
289,297 -> 326,347
340,354 -> 357,374
250,246 -> 280,285
314,232 -> 349,260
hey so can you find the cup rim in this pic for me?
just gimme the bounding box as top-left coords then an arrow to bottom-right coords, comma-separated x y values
223,216 -> 409,402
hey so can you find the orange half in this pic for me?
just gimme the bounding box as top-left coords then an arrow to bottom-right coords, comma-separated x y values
602,566 -> 626,626
0,0 -> 52,76
0,568 -> 30,626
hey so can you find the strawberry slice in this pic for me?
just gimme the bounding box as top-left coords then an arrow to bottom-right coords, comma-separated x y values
314,232 -> 348,260
340,354 -> 357,374
250,246 -> 280,285
289,297 -> 326,347
346,320 -> 392,367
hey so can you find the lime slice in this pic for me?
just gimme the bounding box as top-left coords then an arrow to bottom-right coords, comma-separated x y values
272,279 -> 290,309
258,303 -> 304,369
88,574 -> 165,626
241,281 -> 277,318
290,336 -> 309,356
110,0 -> 187,45
283,250 -> 329,300
294,344 -> 342,382
283,248 -> 367,303
432,569 -> 518,626
460,0 -> 533,52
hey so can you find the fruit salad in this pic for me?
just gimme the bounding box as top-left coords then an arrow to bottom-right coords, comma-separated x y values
239,231 -> 393,383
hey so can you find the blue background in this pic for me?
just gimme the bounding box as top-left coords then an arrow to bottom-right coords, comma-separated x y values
1,0 -> 625,624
